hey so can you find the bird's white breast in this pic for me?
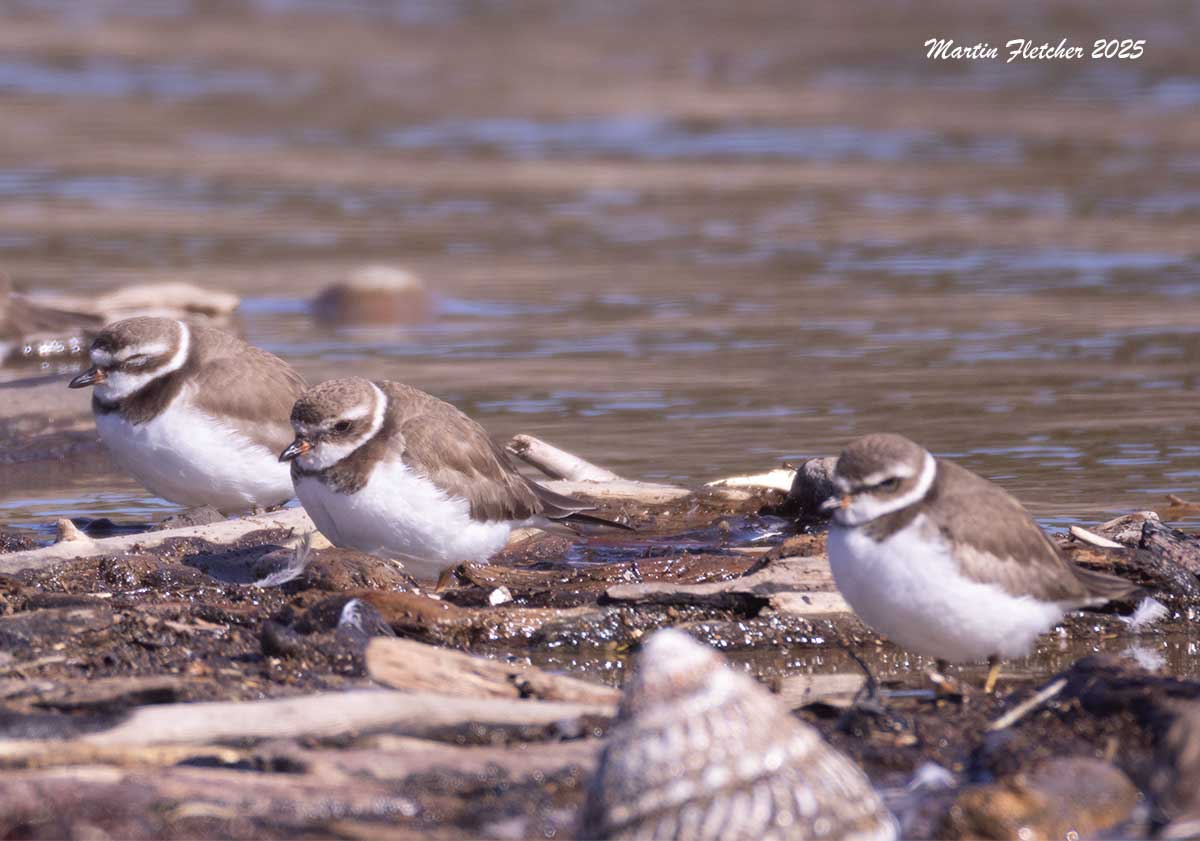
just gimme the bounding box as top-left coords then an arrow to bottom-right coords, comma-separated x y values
95,393 -> 293,513
826,515 -> 1065,663
293,457 -> 512,581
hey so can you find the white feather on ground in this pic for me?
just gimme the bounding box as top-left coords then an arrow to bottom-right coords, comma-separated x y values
253,532 -> 315,587
1122,596 -> 1169,631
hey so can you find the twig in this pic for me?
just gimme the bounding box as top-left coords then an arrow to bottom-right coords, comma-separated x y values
987,677 -> 1067,731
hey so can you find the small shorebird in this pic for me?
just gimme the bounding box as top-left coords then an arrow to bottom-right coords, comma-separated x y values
69,316 -> 306,514
824,433 -> 1135,691
280,377 -> 630,581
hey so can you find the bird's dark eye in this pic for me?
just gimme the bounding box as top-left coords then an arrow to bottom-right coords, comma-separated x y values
877,478 -> 901,492
334,420 -> 352,433
124,355 -> 149,369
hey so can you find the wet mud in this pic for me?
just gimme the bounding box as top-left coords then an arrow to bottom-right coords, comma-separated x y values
0,485 -> 1197,838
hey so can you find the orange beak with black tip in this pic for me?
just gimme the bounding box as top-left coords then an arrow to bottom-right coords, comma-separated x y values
279,437 -> 312,462
820,494 -> 852,513
68,367 -> 106,388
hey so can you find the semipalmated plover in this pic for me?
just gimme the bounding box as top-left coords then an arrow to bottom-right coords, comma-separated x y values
824,433 -> 1134,690
280,377 -> 630,580
69,316 -> 306,514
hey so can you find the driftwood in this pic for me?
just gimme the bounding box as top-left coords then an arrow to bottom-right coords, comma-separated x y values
81,689 -> 613,747
1112,520 -> 1200,599
508,434 -> 691,501
299,733 -> 600,779
1162,494 -> 1200,522
0,764 -> 432,837
705,467 -> 796,492
0,732 -> 601,778
1142,520 -> 1200,577
0,736 -> 601,838
775,672 -> 866,710
1089,511 -> 1161,546
35,282 -> 240,322
365,637 -> 620,705
507,434 -> 621,482
604,555 -> 852,617
540,477 -> 691,503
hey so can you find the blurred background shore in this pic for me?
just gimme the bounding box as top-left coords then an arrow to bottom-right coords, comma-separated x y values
1,0 -> 1198,532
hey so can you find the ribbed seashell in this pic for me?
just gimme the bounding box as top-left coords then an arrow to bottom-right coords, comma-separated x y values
581,629 -> 897,841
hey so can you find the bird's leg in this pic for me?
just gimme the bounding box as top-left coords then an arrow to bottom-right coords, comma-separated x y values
833,634 -> 888,715
844,643 -> 881,707
833,636 -> 916,738
983,655 -> 1002,694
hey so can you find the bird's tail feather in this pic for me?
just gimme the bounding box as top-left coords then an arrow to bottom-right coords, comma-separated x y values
559,510 -> 636,532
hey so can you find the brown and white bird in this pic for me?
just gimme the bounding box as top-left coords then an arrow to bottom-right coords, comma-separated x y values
68,316 -> 306,514
279,377 -> 629,580
823,433 -> 1134,687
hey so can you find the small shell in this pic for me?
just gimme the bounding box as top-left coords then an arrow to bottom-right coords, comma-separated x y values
581,629 -> 896,841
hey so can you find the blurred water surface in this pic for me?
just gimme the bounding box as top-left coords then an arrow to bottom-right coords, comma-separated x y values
0,0 -> 1198,532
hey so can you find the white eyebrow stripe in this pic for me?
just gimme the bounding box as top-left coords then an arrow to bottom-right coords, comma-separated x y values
365,383 -> 387,438
115,341 -> 171,362
161,321 -> 190,374
837,452 -> 937,527
860,465 -> 916,486
340,403 -> 373,422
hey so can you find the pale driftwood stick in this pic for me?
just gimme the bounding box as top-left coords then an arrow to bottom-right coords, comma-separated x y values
541,478 -> 690,503
0,734 -> 601,779
767,591 -> 857,617
507,434 -> 691,502
507,434 -> 621,482
366,637 -> 620,705
774,672 -> 866,710
82,689 -> 615,747
705,467 -> 796,492
0,741 -> 246,770
0,764 -> 413,828
36,282 -> 240,321
1069,526 -> 1123,549
987,678 -> 1067,731
0,508 -> 316,574
605,555 -> 853,617
309,735 -> 600,780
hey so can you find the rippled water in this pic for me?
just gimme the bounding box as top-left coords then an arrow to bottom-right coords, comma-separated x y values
1,0 -> 1198,534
